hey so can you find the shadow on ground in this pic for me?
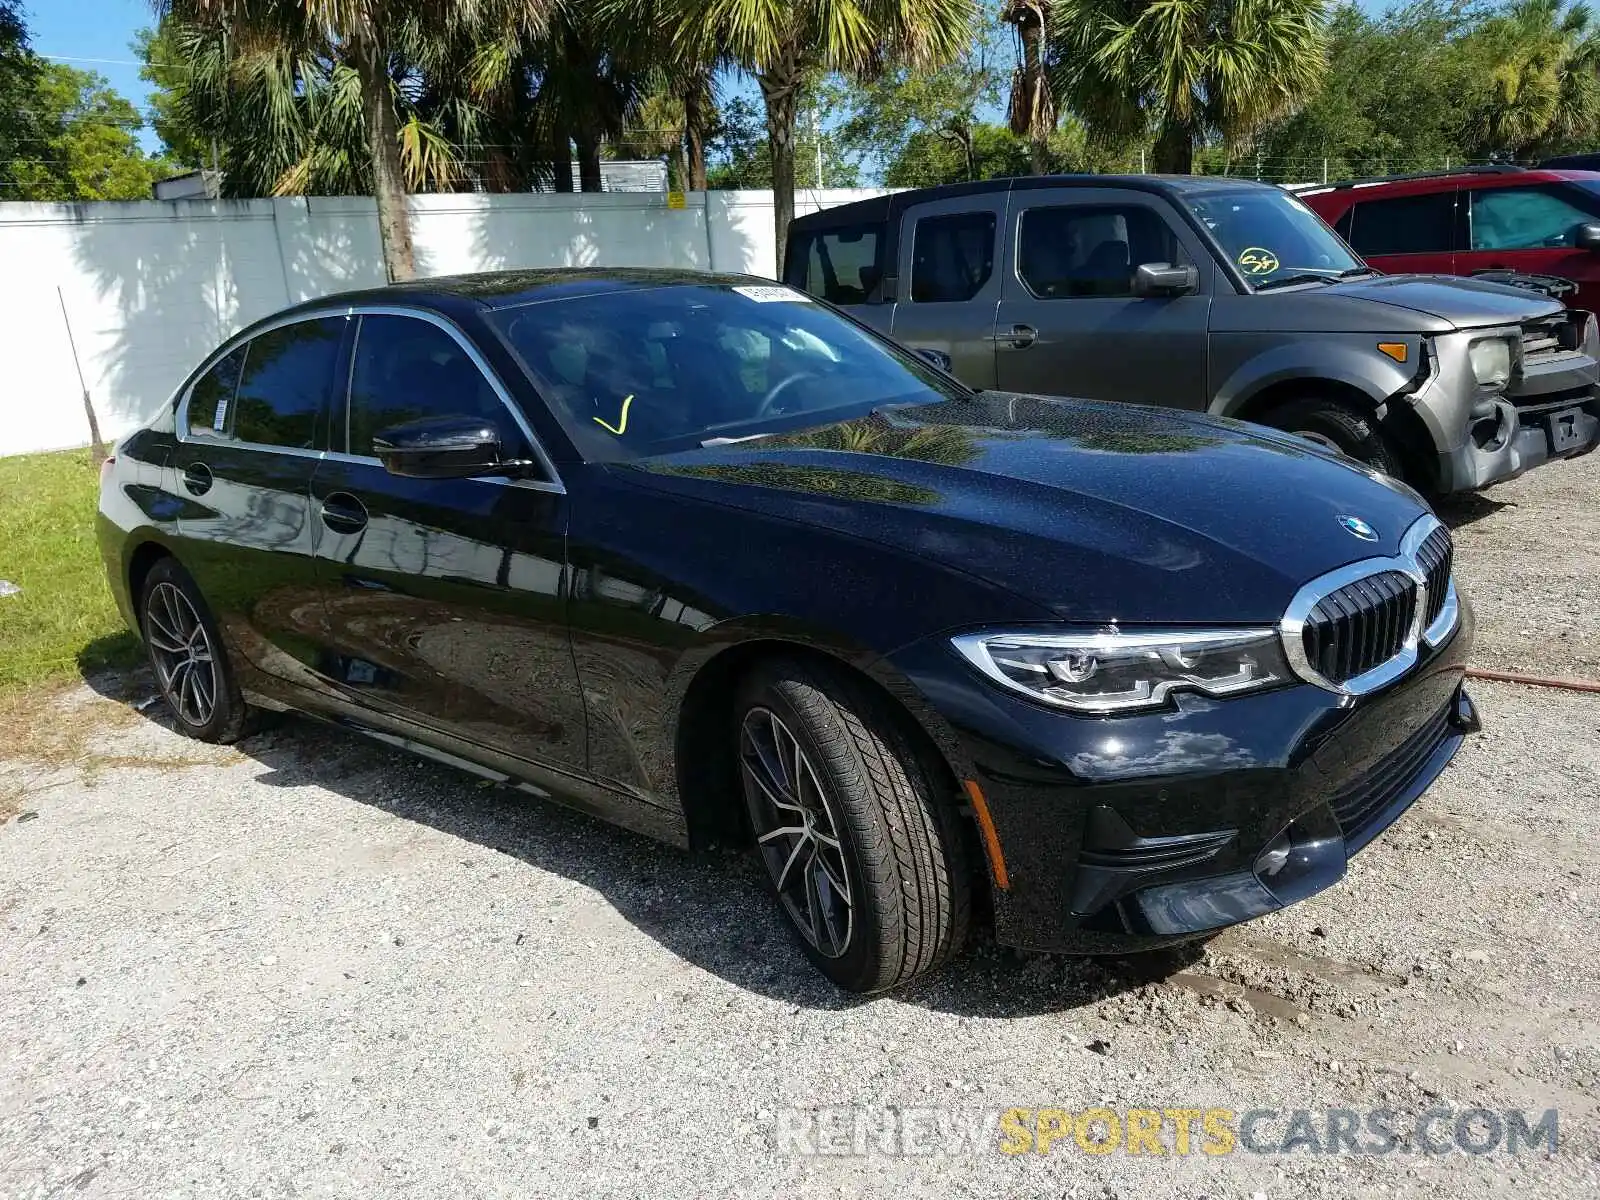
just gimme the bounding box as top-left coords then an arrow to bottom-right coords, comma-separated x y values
1433,490 -> 1513,530
77,665 -> 1203,1019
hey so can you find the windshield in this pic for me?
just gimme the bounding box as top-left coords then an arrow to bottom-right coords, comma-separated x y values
1189,188 -> 1363,288
491,283 -> 964,460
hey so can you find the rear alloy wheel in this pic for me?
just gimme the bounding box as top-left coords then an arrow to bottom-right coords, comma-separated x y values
735,659 -> 971,992
139,559 -> 249,743
1267,395 -> 1403,476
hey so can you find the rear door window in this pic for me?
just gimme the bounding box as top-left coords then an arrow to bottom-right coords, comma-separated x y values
788,224 -> 882,304
1346,192 -> 1456,256
909,212 -> 997,303
186,346 -> 246,437
232,318 -> 345,449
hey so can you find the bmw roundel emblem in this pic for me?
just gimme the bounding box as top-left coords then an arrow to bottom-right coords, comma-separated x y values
1337,515 -> 1379,541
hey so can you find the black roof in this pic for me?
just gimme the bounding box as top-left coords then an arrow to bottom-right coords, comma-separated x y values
788,173 -> 1280,233
282,267 -> 768,321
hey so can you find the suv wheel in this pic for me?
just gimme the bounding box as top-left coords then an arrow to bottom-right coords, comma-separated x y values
1266,395 -> 1402,476
139,558 -> 251,743
734,658 -> 971,993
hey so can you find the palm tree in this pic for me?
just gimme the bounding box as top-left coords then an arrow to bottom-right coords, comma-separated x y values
1003,1 -> 1056,174
662,0 -> 978,273
1472,0 -> 1600,159
161,1 -> 554,280
1047,0 -> 1329,174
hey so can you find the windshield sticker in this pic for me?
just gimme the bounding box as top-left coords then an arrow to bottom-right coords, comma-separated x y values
734,285 -> 810,303
213,398 -> 229,432
1237,247 -> 1280,276
594,393 -> 635,436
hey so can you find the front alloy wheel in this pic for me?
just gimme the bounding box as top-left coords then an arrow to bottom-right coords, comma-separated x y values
734,658 -> 972,992
741,707 -> 854,958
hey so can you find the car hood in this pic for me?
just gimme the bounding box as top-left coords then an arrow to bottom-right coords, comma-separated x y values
619,393 -> 1432,626
1325,273 -> 1562,329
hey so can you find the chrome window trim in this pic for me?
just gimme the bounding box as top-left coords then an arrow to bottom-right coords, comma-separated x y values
1279,513 -> 1458,697
175,303 -> 566,495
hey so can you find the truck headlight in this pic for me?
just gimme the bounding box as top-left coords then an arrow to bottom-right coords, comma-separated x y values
1468,338 -> 1513,388
951,628 -> 1290,715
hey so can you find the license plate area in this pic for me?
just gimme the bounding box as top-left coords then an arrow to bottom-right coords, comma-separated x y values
1549,407 -> 1585,452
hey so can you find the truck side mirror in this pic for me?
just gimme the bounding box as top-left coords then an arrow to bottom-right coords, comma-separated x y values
1576,223 -> 1600,252
1133,262 -> 1199,297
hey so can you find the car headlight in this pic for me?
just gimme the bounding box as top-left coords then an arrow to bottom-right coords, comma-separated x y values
1468,338 -> 1512,388
951,628 -> 1290,715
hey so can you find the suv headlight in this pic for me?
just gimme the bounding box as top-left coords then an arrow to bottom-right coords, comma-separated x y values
951,628 -> 1290,715
1468,338 -> 1513,388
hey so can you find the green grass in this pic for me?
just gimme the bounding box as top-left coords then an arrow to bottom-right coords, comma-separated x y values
0,449 -> 140,696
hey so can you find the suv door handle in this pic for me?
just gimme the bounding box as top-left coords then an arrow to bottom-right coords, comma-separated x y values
180,462 -> 213,496
991,324 -> 1037,350
319,492 -> 369,534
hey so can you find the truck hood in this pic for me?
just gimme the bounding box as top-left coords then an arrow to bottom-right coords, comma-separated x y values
620,393 -> 1433,626
1324,273 -> 1562,329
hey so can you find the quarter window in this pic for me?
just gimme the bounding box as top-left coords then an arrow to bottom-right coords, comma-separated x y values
909,211 -> 996,303
347,315 -> 513,457
789,223 -> 883,304
1470,185 -> 1597,250
232,318 -> 345,448
186,346 -> 246,437
1346,192 -> 1455,256
1018,205 -> 1186,298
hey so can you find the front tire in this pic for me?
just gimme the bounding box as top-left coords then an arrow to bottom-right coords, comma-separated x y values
734,658 -> 971,992
1265,395 -> 1403,476
139,558 -> 249,743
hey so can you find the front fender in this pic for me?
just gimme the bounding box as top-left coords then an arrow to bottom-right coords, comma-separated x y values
1209,335 -> 1422,419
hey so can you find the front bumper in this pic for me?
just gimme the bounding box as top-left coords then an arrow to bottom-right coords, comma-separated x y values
888,600 -> 1476,954
1412,325 -> 1600,493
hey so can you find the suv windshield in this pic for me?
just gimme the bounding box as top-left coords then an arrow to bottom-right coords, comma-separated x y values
491,283 -> 964,460
1190,187 -> 1363,288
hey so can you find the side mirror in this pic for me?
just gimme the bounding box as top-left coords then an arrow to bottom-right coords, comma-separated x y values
372,414 -> 508,479
1576,223 -> 1600,252
912,346 -> 954,372
1133,262 -> 1199,297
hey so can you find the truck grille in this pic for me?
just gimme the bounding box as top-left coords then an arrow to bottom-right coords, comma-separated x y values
1520,313 -> 1581,363
1300,570 -> 1418,686
1413,525 -> 1453,630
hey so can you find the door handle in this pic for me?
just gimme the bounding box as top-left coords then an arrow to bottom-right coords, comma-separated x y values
990,323 -> 1037,350
180,462 -> 213,496
319,492 -> 369,534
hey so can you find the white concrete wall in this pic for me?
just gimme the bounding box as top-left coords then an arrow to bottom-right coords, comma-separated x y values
0,188 -> 890,457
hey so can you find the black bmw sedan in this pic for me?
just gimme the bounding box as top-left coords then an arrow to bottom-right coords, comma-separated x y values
98,268 -> 1477,992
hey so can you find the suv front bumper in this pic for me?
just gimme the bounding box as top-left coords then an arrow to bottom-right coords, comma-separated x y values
1412,324 -> 1600,493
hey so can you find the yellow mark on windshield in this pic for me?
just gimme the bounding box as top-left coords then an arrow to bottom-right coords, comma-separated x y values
594,394 -> 635,435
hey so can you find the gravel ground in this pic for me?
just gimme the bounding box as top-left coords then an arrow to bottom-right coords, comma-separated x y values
3,452 -> 1599,1199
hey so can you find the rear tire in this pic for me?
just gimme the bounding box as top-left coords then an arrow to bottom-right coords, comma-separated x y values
138,558 -> 250,744
734,658 -> 972,993
1265,395 -> 1403,476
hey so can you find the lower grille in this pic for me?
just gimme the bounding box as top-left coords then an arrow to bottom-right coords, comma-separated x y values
1413,525 -> 1453,630
1330,700 -> 1454,839
1302,570 -> 1418,686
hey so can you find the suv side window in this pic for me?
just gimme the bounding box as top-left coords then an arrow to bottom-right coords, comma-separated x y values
1018,204 -> 1188,298
1346,192 -> 1455,256
186,346 -> 246,437
231,318 -> 344,449
910,212 -> 996,303
789,223 -> 882,304
1470,185 -> 1597,250
347,314 -> 516,458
